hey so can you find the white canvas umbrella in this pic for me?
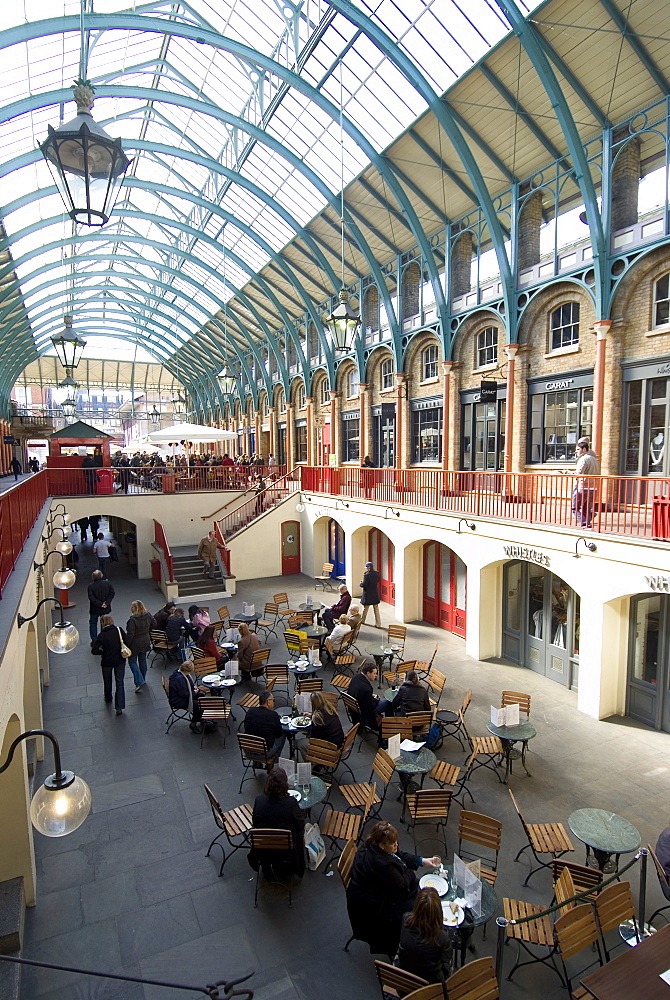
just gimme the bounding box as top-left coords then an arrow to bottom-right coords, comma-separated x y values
147,421 -> 237,444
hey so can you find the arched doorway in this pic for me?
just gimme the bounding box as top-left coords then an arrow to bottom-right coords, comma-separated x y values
422,542 -> 466,637
502,562 -> 579,689
368,528 -> 394,604
328,519 -> 345,579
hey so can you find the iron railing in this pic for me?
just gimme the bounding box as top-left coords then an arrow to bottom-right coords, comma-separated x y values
0,472 -> 49,598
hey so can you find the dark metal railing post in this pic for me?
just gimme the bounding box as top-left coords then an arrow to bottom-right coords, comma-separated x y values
638,847 -> 648,942
495,916 -> 508,991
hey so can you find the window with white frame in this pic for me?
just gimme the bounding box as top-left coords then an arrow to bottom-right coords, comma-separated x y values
550,303 -> 580,351
347,368 -> 359,398
422,344 -> 439,380
319,380 -> 330,406
654,274 -> 670,327
381,358 -> 394,390
296,383 -> 305,409
476,327 -> 498,368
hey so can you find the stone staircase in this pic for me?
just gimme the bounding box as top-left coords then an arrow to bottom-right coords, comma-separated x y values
170,549 -> 232,601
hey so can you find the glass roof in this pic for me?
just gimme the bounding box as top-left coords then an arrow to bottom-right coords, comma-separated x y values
0,0 -> 538,370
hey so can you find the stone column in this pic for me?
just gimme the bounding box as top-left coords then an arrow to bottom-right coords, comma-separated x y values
447,366 -> 461,470
517,190 -> 544,270
268,406 -> 276,461
305,397 -> 314,466
254,410 -> 261,457
395,373 -> 407,470
611,136 -> 641,232
504,344 -> 518,473
329,391 -> 340,465
358,383 -> 369,463
441,361 -> 452,471
592,320 -> 612,465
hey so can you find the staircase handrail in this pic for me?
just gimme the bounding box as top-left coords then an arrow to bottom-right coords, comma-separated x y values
201,486 -> 254,521
215,471 -> 300,538
153,519 -> 175,582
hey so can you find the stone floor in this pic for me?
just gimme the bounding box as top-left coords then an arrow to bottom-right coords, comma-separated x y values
22,520 -> 670,1000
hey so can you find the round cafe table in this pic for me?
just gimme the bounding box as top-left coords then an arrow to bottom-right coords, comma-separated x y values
280,714 -> 312,759
290,775 -> 327,815
485,720 -> 537,783
396,747 -> 436,822
302,624 -> 328,651
436,864 -> 498,967
367,645 -> 400,687
199,673 -> 241,720
233,612 -> 261,626
568,808 -> 641,872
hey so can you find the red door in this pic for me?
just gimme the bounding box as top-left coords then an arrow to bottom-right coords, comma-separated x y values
281,520 -> 300,574
422,542 -> 466,637
368,528 -> 395,605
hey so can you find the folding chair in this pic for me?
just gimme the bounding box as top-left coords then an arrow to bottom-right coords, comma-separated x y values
265,663 -> 290,701
374,960 -> 428,1000
415,645 -> 438,683
246,647 -> 271,678
217,605 -> 231,626
150,629 -> 179,667
338,839 -> 359,950
161,675 -> 190,733
551,859 -> 602,903
321,783 -> 375,870
273,592 -> 299,620
464,734 -> 504,786
458,811 -> 502,886
405,788 -> 452,853
437,690 -> 472,750
380,717 -> 414,741
314,562 -> 335,590
340,749 -> 395,819
503,896 -> 561,984
501,690 -> 531,717
385,624 -> 406,656
284,629 -> 309,658
428,759 -> 474,807
554,903 -> 604,994
406,710 -> 433,738
402,988 -> 445,1000
199,697 -> 231,747
332,673 -> 352,691
237,733 -> 279,793
248,829 -> 294,907
256,602 -> 280,640
383,660 -> 416,687
304,723 -> 358,787
193,656 -> 218,679
203,785 -> 252,876
509,788 -> 574,885
296,676 -> 323,694
341,690 -> 376,751
427,668 -> 447,709
593,880 -> 639,960
236,678 -> 276,729
445,956 -> 499,1000
289,612 -> 316,629
648,842 -> 670,926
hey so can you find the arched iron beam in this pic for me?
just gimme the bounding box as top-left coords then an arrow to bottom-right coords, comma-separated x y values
597,0 -> 670,95
493,0 -> 607,317
326,0 -> 515,345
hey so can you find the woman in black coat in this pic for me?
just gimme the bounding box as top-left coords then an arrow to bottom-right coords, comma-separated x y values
91,614 -> 128,714
392,670 -> 431,716
346,821 -> 441,957
360,561 -> 382,628
308,692 -> 344,747
397,887 -> 452,982
249,767 -> 305,877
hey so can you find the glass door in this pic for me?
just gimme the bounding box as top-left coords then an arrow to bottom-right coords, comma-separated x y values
422,542 -> 466,637
627,594 -> 663,728
503,562 -> 576,688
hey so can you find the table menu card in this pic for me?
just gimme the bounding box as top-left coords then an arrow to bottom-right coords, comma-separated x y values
490,703 -> 519,727
243,603 -> 255,616
399,739 -> 426,752
308,648 -> 320,665
305,595 -> 313,607
295,693 -> 311,715
297,763 -> 312,787
226,627 -> 240,643
279,757 -> 295,784
453,852 -> 482,917
388,734 -> 401,760
223,660 -> 237,678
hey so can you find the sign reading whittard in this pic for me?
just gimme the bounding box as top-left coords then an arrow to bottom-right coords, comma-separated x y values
503,544 -> 551,567
646,575 -> 670,592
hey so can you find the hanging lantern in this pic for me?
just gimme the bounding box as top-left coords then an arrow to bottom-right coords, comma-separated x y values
218,365 -> 237,395
39,80 -> 131,227
60,396 -> 77,421
326,289 -> 360,353
51,315 -> 86,371
149,405 -> 161,428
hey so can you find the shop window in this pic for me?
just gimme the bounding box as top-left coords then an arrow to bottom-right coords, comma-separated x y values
342,416 -> 360,461
347,369 -> 358,399
529,387 -> 593,463
295,425 -> 307,462
550,302 -> 580,351
422,345 -> 438,381
654,274 -> 670,327
477,327 -> 498,368
412,406 -> 442,463
381,358 -> 394,390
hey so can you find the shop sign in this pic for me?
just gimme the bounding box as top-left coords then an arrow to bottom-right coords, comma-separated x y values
544,379 -> 574,391
480,380 -> 498,402
646,574 -> 670,592
503,544 -> 550,567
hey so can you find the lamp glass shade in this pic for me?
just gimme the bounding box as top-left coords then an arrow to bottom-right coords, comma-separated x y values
46,623 -> 79,654
149,407 -> 160,427
50,322 -> 86,370
295,503 -> 305,512
61,397 -> 77,420
55,539 -> 73,555
53,568 -> 76,590
60,513 -> 72,526
30,773 -> 92,837
326,290 -> 360,352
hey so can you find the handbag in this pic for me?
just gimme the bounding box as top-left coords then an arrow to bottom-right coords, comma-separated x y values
304,822 -> 326,871
117,628 -> 132,659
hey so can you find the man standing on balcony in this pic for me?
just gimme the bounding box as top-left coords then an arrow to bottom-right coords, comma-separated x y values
198,529 -> 226,578
572,437 -> 600,529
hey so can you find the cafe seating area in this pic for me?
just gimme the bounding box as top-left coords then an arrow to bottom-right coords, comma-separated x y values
21,561 -> 670,1000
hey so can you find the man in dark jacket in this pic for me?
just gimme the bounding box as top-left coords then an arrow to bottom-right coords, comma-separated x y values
154,600 -> 176,630
321,584 -> 352,632
348,663 -> 392,731
360,561 -> 382,627
87,570 -> 115,644
244,690 -> 286,757
168,661 -> 204,732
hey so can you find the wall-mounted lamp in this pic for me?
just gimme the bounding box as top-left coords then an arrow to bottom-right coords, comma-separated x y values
574,536 -> 597,558
458,519 -> 476,533
18,598 -> 80,654
384,508 -> 401,518
34,550 -> 76,590
0,728 -> 91,837
42,526 -> 73,556
336,499 -> 350,509
48,504 -> 71,528
295,503 -> 305,513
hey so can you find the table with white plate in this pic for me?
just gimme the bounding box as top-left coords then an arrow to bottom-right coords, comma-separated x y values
199,672 -> 241,718
287,659 -> 321,678
419,865 -> 497,966
280,712 -> 312,758
287,775 -> 327,815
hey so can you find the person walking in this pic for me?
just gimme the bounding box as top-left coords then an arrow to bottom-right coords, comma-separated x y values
87,570 -> 115,646
360,561 -> 382,627
572,437 -> 600,528
77,516 -> 90,542
91,615 -> 127,715
125,600 -> 156,693
10,457 -> 22,481
93,532 -> 114,575
198,529 -> 226,578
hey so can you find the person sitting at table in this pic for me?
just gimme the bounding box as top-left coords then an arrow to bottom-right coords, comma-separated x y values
168,660 -> 205,734
154,600 -> 176,631
346,821 -> 441,958
348,663 -> 393,734
324,615 -> 351,663
196,625 -> 227,669
397,887 -> 453,983
237,622 -> 262,677
346,605 -> 362,630
321,584 -> 352,632
655,825 -> 670,881
188,604 -> 210,637
165,607 -> 192,648
308,691 -> 344,747
244,689 -> 286,757
248,767 -> 305,878
392,670 -> 431,716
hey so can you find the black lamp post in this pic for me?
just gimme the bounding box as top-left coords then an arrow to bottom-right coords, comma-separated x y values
39,80 -> 131,227
149,405 -> 161,428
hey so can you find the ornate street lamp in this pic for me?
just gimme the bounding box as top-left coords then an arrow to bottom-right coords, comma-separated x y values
325,289 -> 360,353
217,365 -> 237,395
51,315 -> 86,372
18,598 -> 79,655
60,396 -> 78,421
39,80 -> 131,227
149,405 -> 161,428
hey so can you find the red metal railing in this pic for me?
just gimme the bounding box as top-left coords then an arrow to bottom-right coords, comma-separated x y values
153,519 -> 175,582
213,522 -> 231,577
300,466 -> 670,541
46,464 -> 287,497
0,472 -> 49,598
216,470 -> 301,540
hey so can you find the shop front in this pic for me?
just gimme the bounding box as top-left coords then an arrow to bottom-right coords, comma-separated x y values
627,583 -> 670,732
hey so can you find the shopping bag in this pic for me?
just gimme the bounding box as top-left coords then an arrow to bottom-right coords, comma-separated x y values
304,822 -> 326,871
243,603 -> 255,616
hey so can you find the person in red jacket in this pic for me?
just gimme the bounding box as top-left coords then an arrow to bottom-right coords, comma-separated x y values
321,584 -> 352,632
